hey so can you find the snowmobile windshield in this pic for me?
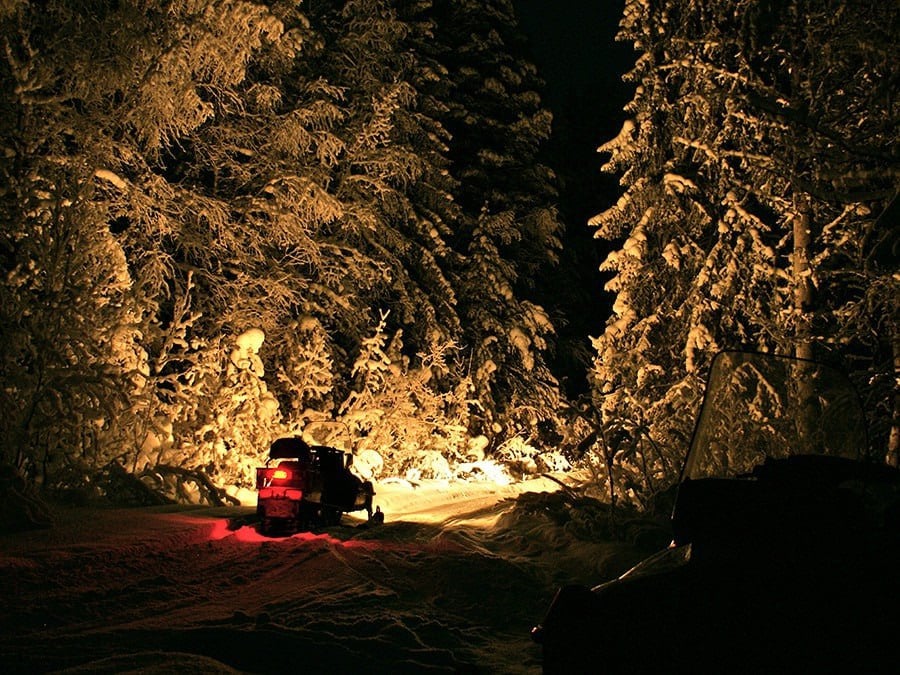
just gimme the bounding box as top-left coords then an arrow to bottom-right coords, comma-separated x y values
682,352 -> 867,481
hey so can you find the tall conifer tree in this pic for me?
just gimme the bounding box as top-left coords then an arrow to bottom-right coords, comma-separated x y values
592,0 -> 898,501
426,0 -> 564,437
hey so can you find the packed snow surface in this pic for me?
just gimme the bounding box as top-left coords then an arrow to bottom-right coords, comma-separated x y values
0,478 -> 653,674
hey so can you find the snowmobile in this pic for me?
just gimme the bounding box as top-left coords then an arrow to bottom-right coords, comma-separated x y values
532,351 -> 900,673
255,436 -> 375,535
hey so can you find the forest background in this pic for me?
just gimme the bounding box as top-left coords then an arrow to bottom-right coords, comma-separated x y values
1,0 -> 896,512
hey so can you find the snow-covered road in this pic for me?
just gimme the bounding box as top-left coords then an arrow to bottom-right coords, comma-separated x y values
0,478 -> 650,674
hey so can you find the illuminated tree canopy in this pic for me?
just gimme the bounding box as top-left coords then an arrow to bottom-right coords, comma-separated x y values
590,0 -> 898,506
1,0 -> 895,508
0,0 -> 565,492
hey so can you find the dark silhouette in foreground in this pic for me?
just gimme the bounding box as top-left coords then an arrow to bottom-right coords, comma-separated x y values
533,351 -> 900,673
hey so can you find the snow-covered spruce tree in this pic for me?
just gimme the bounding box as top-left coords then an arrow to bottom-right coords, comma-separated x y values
287,0 -> 484,473
337,311 -> 472,478
0,0 -> 341,490
423,0 -> 565,444
587,0 -> 720,507
262,0 -> 566,470
0,0 -> 149,482
300,0 -> 463,361
86,0 -> 330,488
590,0 -> 898,506
269,315 -> 336,422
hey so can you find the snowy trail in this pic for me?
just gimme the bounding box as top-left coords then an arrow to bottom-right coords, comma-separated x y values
0,478 -> 649,674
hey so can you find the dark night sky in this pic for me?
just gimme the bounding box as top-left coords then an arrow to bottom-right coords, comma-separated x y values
514,0 -> 629,113
514,0 -> 634,213
513,0 -> 632,221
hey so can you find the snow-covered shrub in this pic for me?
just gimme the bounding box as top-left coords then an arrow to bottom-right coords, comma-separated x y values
270,316 -> 336,421
120,310 -> 281,494
0,163 -> 137,483
495,435 -> 573,479
338,314 -> 475,477
352,448 -> 385,481
182,328 -> 282,488
401,450 -> 453,482
455,460 -> 513,485
495,436 -> 540,477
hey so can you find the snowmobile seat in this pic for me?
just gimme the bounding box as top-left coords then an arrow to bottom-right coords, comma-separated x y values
269,437 -> 312,462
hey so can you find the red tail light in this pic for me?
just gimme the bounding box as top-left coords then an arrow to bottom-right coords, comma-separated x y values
273,469 -> 290,480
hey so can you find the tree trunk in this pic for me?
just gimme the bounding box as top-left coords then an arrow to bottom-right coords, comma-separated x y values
888,345 -> 900,467
792,194 -> 814,361
792,194 -> 817,447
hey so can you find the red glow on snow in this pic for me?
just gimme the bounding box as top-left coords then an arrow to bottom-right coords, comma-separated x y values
204,519 -> 429,553
207,519 -> 342,543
